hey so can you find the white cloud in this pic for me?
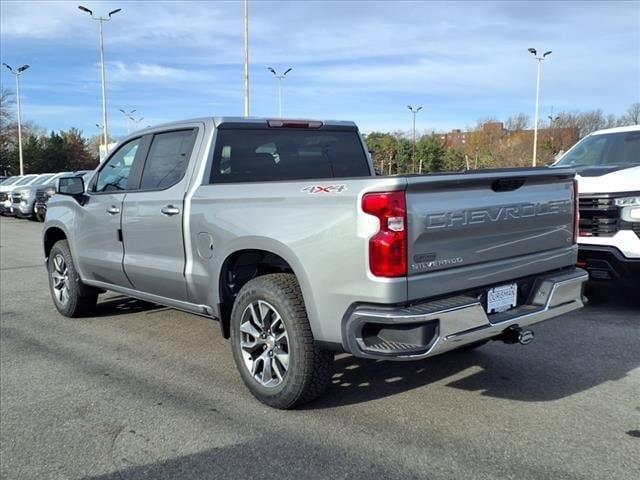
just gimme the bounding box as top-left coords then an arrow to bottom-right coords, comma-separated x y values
106,61 -> 199,83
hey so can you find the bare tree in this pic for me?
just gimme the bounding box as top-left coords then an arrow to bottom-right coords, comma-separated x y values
505,113 -> 529,131
619,102 -> 640,126
0,88 -> 17,174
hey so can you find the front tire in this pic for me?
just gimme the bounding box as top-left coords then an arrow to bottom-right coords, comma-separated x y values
230,274 -> 334,409
48,240 -> 98,317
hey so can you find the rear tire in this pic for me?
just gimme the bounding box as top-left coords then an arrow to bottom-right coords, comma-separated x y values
48,240 -> 99,317
35,211 -> 45,222
230,273 -> 334,409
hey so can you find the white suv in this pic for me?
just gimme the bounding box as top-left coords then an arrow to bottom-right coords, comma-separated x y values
554,125 -> 640,285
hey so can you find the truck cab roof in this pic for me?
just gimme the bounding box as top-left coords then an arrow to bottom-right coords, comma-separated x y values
131,117 -> 359,135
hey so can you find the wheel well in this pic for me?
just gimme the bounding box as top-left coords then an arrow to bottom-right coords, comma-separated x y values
44,227 -> 67,259
218,249 -> 294,338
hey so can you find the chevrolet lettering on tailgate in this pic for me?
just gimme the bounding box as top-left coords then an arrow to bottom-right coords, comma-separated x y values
425,200 -> 572,230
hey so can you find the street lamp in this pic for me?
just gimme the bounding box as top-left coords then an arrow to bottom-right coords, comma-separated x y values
79,5 -> 122,150
243,0 -> 250,117
119,108 -> 136,134
267,67 -> 292,118
2,63 -> 30,176
130,115 -> 145,129
407,105 -> 422,173
528,48 -> 552,167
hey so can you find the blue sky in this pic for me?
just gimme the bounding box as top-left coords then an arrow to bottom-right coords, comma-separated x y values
1,0 -> 639,137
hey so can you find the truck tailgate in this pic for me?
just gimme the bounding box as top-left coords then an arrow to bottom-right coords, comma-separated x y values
405,168 -> 577,299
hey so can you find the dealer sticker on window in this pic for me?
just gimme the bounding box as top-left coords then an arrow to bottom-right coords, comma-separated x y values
487,283 -> 517,314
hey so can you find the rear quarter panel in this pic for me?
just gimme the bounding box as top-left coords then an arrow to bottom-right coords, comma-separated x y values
187,176 -> 407,344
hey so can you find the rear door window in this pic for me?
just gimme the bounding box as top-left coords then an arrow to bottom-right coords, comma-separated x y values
139,129 -> 197,190
210,129 -> 370,183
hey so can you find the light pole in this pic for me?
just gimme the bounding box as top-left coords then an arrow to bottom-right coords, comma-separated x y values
130,115 -> 145,129
267,67 -> 292,117
2,63 -> 30,176
119,108 -> 136,134
528,48 -> 551,167
548,112 -> 560,152
243,0 -> 250,117
407,105 -> 422,173
79,5 -> 122,150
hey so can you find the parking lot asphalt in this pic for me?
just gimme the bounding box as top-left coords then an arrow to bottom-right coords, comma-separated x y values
1,215 -> 639,480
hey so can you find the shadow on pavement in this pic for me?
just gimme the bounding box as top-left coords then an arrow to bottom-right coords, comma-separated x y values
90,295 -> 166,318
83,433 -> 401,480
85,289 -> 639,410
306,288 -> 639,409
584,283 -> 640,309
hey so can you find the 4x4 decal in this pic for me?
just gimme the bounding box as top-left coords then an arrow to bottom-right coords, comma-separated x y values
301,185 -> 347,194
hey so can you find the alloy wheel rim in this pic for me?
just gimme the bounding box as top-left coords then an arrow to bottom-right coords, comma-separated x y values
239,300 -> 289,388
51,254 -> 70,306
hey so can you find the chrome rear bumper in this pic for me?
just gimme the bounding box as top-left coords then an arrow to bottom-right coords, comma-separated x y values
343,268 -> 588,360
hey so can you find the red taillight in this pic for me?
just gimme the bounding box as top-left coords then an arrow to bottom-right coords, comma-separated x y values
362,191 -> 407,278
572,178 -> 579,244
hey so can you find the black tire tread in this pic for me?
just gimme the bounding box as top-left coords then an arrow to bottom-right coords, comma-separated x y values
231,273 -> 334,409
49,240 -> 98,317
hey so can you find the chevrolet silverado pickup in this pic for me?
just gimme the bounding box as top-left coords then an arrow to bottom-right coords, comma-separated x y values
44,117 -> 587,409
553,125 -> 640,285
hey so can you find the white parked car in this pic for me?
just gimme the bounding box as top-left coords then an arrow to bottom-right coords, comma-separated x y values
554,125 -> 640,285
0,175 -> 37,215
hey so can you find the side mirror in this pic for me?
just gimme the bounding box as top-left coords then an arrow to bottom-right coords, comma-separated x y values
57,176 -> 85,196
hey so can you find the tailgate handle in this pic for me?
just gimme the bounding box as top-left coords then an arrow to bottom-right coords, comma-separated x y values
492,177 -> 525,192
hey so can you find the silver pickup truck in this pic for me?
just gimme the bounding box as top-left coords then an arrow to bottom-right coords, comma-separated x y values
44,117 -> 587,409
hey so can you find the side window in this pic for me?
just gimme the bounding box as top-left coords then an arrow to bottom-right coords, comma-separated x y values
139,129 -> 196,190
94,138 -> 141,192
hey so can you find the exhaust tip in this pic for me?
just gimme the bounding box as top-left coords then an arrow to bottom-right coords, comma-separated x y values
498,326 -> 535,345
518,329 -> 535,345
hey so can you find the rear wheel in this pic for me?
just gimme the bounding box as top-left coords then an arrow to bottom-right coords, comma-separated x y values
230,273 -> 334,409
48,240 -> 99,317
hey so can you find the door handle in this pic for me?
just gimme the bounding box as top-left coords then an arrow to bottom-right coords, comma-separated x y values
106,205 -> 120,215
161,205 -> 180,216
